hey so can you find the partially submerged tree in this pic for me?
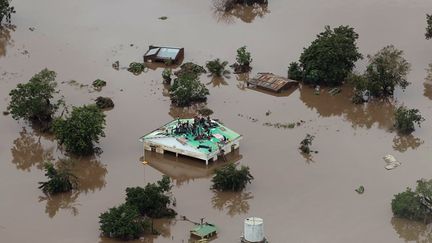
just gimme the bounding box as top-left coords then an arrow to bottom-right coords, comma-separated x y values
392,179 -> 432,223
0,0 -> 15,25
125,176 -> 176,218
394,106 -> 424,134
170,74 -> 209,106
426,14 -> 432,40
162,68 -> 172,84
206,58 -> 230,77
299,134 -> 315,154
211,163 -> 254,191
174,62 -> 206,79
99,203 -> 149,240
299,25 -> 362,86
8,69 -> 62,131
95,97 -> 114,109
127,62 -> 146,75
92,79 -> 106,90
53,105 -> 106,155
232,46 -> 252,73
288,62 -> 303,81
38,162 -> 77,194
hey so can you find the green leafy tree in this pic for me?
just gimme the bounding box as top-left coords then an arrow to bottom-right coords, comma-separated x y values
38,162 -> 77,194
0,0 -> 15,25
288,62 -> 303,81
299,25 -> 362,86
206,58 -> 230,77
99,203 -> 148,240
233,46 -> 252,73
173,62 -> 206,79
125,176 -> 176,218
394,106 -> 424,134
162,68 -> 172,84
212,163 -> 254,191
364,45 -> 411,97
8,69 -> 62,130
53,105 -> 106,155
392,179 -> 432,222
426,14 -> 432,39
170,74 -> 209,106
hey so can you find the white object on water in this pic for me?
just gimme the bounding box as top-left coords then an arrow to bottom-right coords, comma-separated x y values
383,155 -> 401,170
244,217 -> 265,242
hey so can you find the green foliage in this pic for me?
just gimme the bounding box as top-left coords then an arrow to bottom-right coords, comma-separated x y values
8,69 -> 62,130
170,74 -> 209,106
392,179 -> 432,222
38,162 -> 77,194
394,106 -> 424,134
211,163 -> 254,191
426,14 -> 432,40
125,176 -> 176,218
53,105 -> 106,155
288,62 -> 303,81
299,134 -> 314,154
99,203 -> 148,240
236,46 -> 252,67
364,45 -> 411,97
128,62 -> 146,75
299,25 -> 362,86
174,62 -> 206,79
0,0 -> 15,25
92,79 -> 106,89
95,97 -> 114,109
206,58 -> 230,77
162,68 -> 172,83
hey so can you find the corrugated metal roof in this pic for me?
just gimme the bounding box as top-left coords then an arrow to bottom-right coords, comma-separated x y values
191,224 -> 217,238
248,73 -> 297,92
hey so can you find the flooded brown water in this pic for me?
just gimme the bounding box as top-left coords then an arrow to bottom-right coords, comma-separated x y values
1,0 -> 432,242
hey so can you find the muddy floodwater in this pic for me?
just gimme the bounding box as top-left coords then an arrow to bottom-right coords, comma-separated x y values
1,0 -> 432,242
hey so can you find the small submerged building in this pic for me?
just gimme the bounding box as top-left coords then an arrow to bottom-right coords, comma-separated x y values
143,45 -> 184,64
247,72 -> 298,93
139,118 -> 242,165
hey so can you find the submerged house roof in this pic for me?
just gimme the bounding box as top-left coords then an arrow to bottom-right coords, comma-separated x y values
143,45 -> 184,64
190,223 -> 217,239
139,119 -> 242,162
247,72 -> 298,92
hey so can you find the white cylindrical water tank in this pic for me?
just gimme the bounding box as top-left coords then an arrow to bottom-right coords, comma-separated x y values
244,217 -> 264,242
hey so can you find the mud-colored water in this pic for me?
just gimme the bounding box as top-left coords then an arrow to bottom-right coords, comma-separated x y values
1,0 -> 432,242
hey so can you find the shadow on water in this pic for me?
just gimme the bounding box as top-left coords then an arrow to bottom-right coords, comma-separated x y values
0,25 -> 15,58
391,217 -> 432,243
211,190 -> 253,217
424,63 -> 432,100
206,76 -> 229,87
299,85 -> 395,130
212,0 -> 270,24
236,73 -> 249,91
142,149 -> 243,187
168,103 -> 208,119
10,128 -> 55,171
38,157 -> 107,218
392,134 -> 424,153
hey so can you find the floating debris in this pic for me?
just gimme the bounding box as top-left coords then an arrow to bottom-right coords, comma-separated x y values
3,111 -> 9,116
158,16 -> 168,20
383,154 -> 401,170
355,186 -> 365,194
265,110 -> 271,116
263,120 -> 305,129
95,97 -> 114,109
92,79 -> 106,90
29,27 -> 35,31
328,87 -> 341,96
299,134 -> 315,155
314,85 -> 320,95
112,60 -> 119,70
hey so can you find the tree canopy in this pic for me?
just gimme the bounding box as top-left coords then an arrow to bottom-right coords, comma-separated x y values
394,106 -> 424,134
299,25 -> 362,86
392,179 -> 432,222
38,162 -> 77,194
99,203 -> 148,240
211,163 -> 253,191
0,0 -> 15,25
206,58 -> 230,77
53,105 -> 106,155
170,74 -> 209,106
8,69 -> 62,130
125,176 -> 176,218
426,14 -> 432,40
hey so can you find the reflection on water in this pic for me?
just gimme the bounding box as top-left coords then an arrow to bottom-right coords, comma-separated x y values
143,149 -> 242,186
206,76 -> 229,87
168,103 -> 207,119
212,1 -> 270,24
10,128 -> 55,171
236,73 -> 249,90
300,86 -> 395,130
391,217 -> 432,243
0,25 -> 15,57
424,63 -> 432,100
392,135 -> 424,153
39,158 -> 107,217
211,191 -> 253,216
